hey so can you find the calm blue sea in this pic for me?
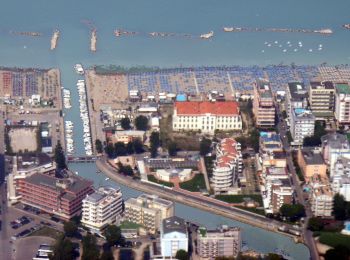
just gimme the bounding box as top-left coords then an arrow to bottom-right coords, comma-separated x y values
0,0 -> 349,68
3,0 -> 349,258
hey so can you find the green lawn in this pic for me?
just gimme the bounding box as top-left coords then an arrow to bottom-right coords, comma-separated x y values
147,175 -> 174,187
120,221 -> 142,230
235,206 -> 266,216
179,174 -> 207,192
215,194 -> 263,205
318,232 -> 350,250
30,226 -> 63,239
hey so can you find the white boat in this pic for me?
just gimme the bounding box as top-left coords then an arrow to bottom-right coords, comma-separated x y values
223,27 -> 234,32
105,178 -> 110,181
74,64 -> 84,75
200,31 -> 214,39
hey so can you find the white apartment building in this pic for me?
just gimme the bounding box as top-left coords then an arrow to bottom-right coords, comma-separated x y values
81,186 -> 123,233
332,157 -> 350,201
197,226 -> 241,259
172,101 -> 242,135
124,194 -> 174,234
211,138 -> 242,194
335,83 -> 350,124
310,186 -> 333,217
290,108 -> 315,146
160,216 -> 188,257
285,82 -> 308,120
321,133 -> 350,175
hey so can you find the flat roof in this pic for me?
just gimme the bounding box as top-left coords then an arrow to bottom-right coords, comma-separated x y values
288,82 -> 308,101
162,216 -> 187,234
301,148 -> 325,165
310,81 -> 335,90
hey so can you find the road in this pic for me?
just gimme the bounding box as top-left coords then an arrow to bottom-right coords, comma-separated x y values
276,105 -> 319,260
96,157 -> 300,238
0,183 -> 12,260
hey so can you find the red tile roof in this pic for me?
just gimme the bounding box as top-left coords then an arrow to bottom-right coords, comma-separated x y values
217,138 -> 241,168
175,101 -> 239,115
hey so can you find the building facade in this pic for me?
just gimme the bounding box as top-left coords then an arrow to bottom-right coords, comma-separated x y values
18,172 -> 94,219
290,108 -> 315,145
160,216 -> 188,257
253,79 -> 275,128
335,83 -> 350,125
212,138 -> 242,194
124,194 -> 174,234
172,101 -> 242,134
309,81 -> 335,120
81,186 -> 123,233
197,226 -> 241,258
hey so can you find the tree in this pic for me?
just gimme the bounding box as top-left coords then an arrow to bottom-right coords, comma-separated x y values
114,142 -> 127,157
120,117 -> 131,130
264,253 -> 284,260
81,234 -> 99,260
135,115 -> 149,131
63,221 -> 78,237
279,204 -> 305,221
200,138 -> 212,156
307,217 -> 324,232
126,141 -> 135,155
133,139 -> 144,154
100,250 -> 114,260
103,225 -> 123,246
95,139 -> 103,154
118,162 -> 134,176
50,235 -> 75,260
303,121 -> 326,147
333,193 -> 347,220
150,131 -> 160,158
325,245 -> 350,260
175,250 -> 189,260
54,141 -> 67,170
105,143 -> 115,158
167,141 -> 177,156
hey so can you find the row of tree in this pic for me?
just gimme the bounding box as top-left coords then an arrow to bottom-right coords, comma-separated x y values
120,115 -> 149,131
104,139 -> 144,158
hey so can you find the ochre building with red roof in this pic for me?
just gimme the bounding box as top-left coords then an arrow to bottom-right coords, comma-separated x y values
172,101 -> 242,134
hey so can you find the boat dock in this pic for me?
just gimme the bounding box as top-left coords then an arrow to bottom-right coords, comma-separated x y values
67,156 -> 97,163
50,29 -> 60,50
90,29 -> 97,52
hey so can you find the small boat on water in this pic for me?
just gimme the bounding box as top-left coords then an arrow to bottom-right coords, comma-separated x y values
105,178 -> 110,181
223,27 -> 234,32
200,31 -> 214,39
74,64 -> 84,75
343,24 -> 350,29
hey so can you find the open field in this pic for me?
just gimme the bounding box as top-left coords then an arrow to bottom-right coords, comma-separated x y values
179,174 -> 206,192
30,226 -> 63,240
8,127 -> 38,152
318,232 -> 350,250
147,174 -> 174,187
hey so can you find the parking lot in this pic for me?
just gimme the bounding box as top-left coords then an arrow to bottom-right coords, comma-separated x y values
0,201 -> 64,260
